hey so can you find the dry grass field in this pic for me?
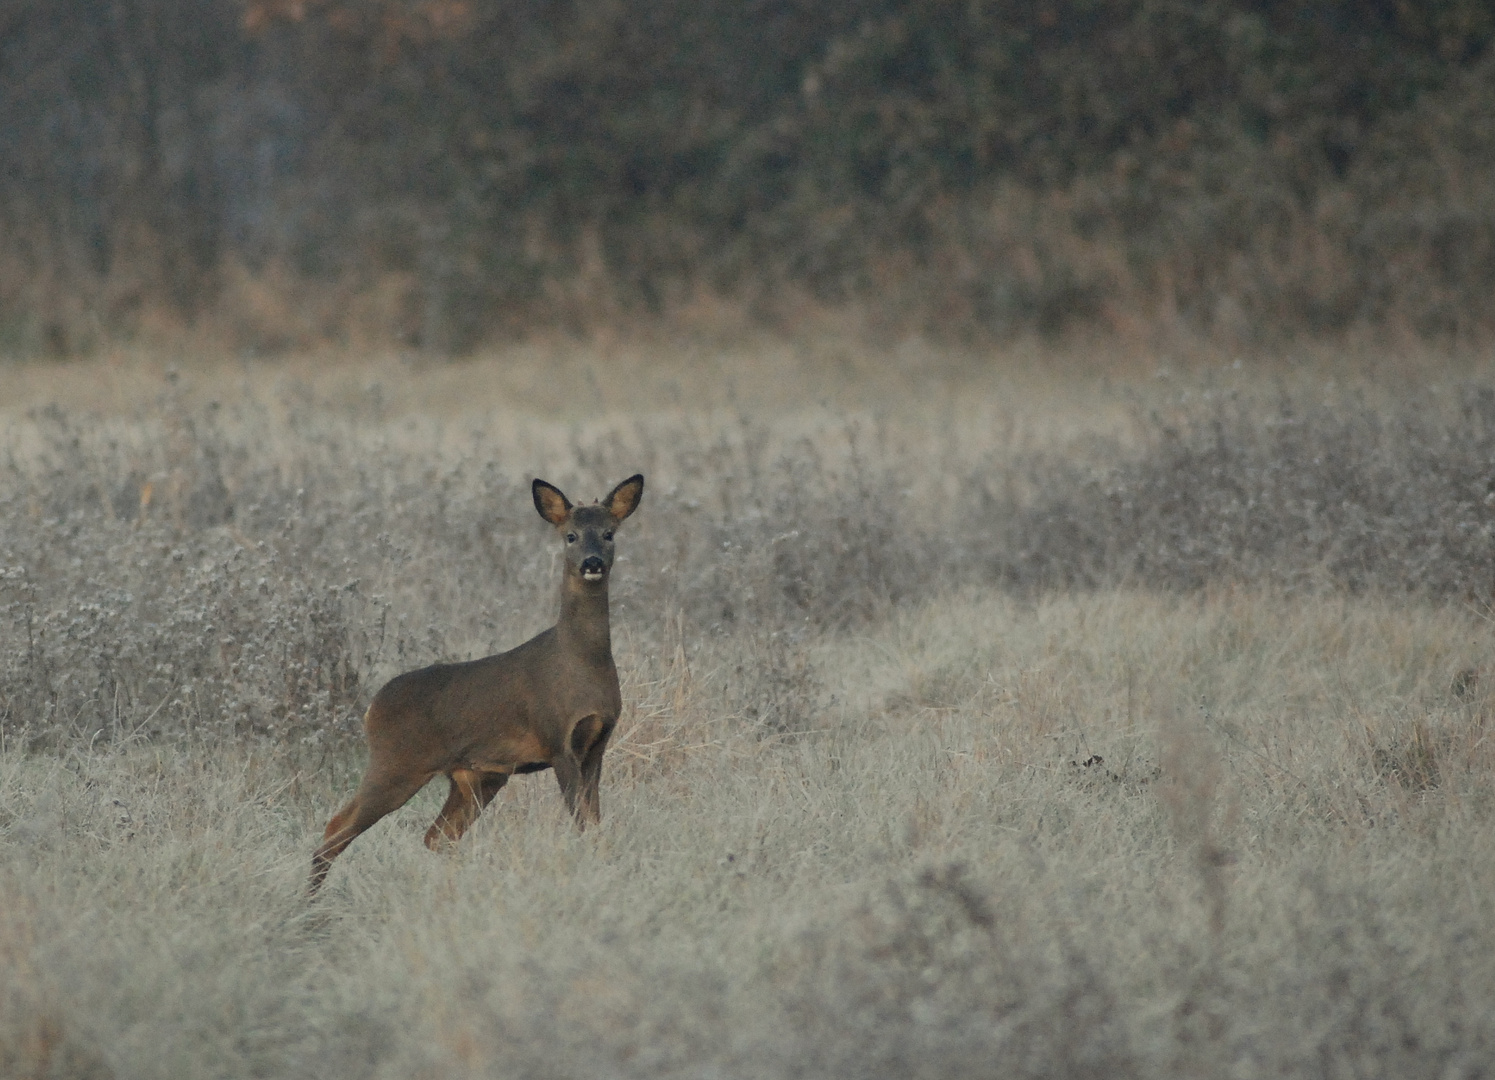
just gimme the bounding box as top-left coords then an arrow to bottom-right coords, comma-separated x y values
3,340 -> 1495,1079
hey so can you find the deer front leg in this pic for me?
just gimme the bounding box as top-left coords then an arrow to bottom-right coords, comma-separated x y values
577,719 -> 614,826
553,753 -> 584,824
557,715 -> 611,828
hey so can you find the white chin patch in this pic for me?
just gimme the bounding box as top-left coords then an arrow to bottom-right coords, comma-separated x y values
583,570 -> 604,582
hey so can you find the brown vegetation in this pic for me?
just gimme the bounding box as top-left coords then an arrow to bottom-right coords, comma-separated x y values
4,1 -> 1495,353
1,348 -> 1494,1076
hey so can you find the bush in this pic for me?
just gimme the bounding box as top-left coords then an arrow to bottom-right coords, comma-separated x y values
4,0 -> 1495,349
1002,382 -> 1495,598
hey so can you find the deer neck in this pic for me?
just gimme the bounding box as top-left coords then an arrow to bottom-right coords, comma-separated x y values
556,577 -> 613,663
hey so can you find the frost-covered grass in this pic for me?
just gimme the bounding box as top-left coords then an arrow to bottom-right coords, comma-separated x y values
3,346 -> 1495,1078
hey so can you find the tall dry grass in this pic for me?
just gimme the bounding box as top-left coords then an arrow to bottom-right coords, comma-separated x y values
2,348 -> 1494,1077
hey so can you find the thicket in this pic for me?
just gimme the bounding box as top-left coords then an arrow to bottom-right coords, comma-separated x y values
3,0 -> 1495,353
1004,383 -> 1495,596
4,377 -> 1495,748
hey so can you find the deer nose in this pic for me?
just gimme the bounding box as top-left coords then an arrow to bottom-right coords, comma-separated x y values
580,556 -> 606,580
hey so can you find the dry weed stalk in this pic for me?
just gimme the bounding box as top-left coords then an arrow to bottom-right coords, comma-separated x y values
1158,696 -> 1235,941
0,890 -> 110,1080
1156,690 -> 1239,1071
611,616 -> 728,777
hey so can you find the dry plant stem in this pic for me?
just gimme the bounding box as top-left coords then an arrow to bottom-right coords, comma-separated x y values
1158,694 -> 1233,943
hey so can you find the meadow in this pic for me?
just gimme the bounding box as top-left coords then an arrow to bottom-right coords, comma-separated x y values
3,340 -> 1495,1079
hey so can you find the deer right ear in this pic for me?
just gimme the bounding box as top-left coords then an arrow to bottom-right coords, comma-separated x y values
533,479 -> 572,526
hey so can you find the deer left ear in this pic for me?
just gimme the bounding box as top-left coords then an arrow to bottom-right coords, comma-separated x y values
603,474 -> 644,522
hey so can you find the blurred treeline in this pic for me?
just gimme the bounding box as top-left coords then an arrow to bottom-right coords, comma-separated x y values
3,0 -> 1494,355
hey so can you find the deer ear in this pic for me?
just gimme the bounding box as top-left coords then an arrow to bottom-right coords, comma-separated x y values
603,474 -> 644,522
533,479 -> 572,526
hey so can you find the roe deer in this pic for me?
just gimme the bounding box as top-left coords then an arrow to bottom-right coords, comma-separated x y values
309,474 -> 644,894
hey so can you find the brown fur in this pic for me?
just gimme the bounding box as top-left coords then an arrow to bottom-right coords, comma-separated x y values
308,474 -> 644,894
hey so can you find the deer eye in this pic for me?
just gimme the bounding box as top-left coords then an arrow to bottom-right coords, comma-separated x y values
565,533 -> 577,544
603,530 -> 614,541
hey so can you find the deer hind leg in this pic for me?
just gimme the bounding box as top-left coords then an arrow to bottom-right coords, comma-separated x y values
424,769 -> 509,850
308,767 -> 434,895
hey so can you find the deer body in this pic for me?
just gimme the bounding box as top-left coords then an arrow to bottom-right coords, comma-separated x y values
309,474 -> 644,894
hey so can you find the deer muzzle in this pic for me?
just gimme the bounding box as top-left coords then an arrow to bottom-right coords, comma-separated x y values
580,556 -> 607,581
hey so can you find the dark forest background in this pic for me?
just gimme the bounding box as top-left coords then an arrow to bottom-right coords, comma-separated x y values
3,0 -> 1494,356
